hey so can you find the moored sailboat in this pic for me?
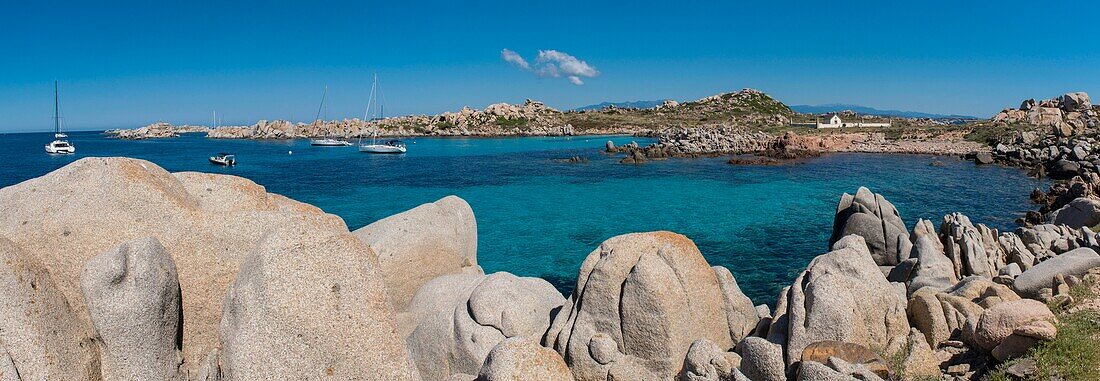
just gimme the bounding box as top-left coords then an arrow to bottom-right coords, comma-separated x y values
359,74 -> 407,154
45,81 -> 75,154
309,86 -> 352,146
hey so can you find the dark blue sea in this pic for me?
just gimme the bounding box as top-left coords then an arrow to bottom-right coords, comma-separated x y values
0,131 -> 1044,305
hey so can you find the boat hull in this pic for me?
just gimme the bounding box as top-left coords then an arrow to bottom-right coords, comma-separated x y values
310,139 -> 352,146
359,144 -> 406,154
45,141 -> 75,154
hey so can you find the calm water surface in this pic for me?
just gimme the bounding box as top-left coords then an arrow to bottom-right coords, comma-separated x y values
0,131 -> 1044,304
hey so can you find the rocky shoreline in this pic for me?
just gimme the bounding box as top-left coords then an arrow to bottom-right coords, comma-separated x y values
2,157 -> 1099,380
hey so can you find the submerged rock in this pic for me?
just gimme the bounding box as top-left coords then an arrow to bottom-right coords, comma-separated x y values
546,232 -> 739,380
353,195 -> 480,312
80,237 -> 182,380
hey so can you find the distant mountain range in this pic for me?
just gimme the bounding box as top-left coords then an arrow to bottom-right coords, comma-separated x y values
789,104 -> 979,119
573,100 -> 668,111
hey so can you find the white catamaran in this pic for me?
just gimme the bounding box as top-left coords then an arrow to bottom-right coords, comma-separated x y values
309,85 -> 352,147
359,74 -> 406,154
45,80 -> 75,154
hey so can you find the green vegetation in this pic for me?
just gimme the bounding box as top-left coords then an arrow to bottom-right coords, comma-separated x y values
494,117 -> 529,128
965,122 -> 1035,145
987,279 -> 1100,381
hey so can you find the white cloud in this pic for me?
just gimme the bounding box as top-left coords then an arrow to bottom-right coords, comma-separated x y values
501,48 -> 599,86
501,49 -> 529,70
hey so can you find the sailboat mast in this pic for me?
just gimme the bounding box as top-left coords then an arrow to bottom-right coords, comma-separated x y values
54,80 -> 60,135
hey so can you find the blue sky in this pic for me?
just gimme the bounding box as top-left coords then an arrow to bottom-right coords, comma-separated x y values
2,0 -> 1098,132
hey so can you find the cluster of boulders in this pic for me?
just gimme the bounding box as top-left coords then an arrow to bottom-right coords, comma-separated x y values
105,122 -> 211,139
3,159 -> 1099,380
992,92 -> 1097,132
986,126 -> 1100,180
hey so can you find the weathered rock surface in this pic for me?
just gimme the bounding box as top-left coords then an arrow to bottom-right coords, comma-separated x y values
1047,197 -> 1100,228
218,229 -> 418,379
475,337 -> 573,381
970,299 -> 1057,361
771,235 -> 910,368
0,157 -> 352,372
681,338 -> 743,381
905,221 -> 959,295
713,266 -> 760,343
830,187 -> 910,266
545,232 -> 737,380
907,276 -> 1019,347
80,237 -> 182,380
737,337 -> 786,381
940,213 -> 1004,279
800,341 -> 889,379
405,272 -> 564,380
353,195 -> 480,311
0,237 -> 99,380
1013,247 -> 1100,298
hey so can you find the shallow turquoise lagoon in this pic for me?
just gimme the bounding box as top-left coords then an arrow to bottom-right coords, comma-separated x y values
0,131 -> 1044,304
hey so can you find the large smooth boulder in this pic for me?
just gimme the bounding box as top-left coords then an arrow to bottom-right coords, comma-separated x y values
0,237 -> 99,380
80,237 -> 182,380
1047,197 -> 1100,229
907,276 -> 1019,347
1013,247 -> 1100,298
545,232 -> 736,380
905,224 -> 959,295
218,229 -> 418,379
771,235 -> 910,367
829,187 -> 910,266
405,272 -> 564,380
353,196 -> 480,311
713,266 -> 760,343
682,338 -> 744,381
737,337 -> 785,381
476,337 -> 573,381
1061,92 -> 1092,112
0,158 -> 353,372
971,299 -> 1057,360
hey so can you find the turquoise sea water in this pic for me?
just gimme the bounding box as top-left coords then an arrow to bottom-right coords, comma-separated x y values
0,131 -> 1044,305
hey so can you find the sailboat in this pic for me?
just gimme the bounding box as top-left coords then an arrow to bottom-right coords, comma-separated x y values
44,81 -> 75,154
309,86 -> 352,146
359,74 -> 406,154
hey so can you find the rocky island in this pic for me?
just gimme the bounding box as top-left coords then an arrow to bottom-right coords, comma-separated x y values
2,157 -> 1099,380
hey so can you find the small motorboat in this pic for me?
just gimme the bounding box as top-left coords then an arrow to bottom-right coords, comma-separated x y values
360,139 -> 407,154
45,139 -> 75,154
310,138 -> 353,146
209,153 -> 236,166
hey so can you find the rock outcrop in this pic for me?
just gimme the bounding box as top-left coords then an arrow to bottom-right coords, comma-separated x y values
969,299 -> 1058,361
770,235 -> 910,368
1013,247 -> 1100,298
476,337 -> 573,381
404,272 -> 564,380
545,232 -> 742,380
0,237 -> 99,380
353,195 -> 480,311
80,237 -> 182,380
0,158 -> 361,373
218,229 -> 418,379
907,276 -> 1019,347
830,187 -> 910,266
1047,197 -> 1100,228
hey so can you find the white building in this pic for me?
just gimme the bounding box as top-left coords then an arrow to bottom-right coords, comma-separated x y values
815,114 -> 891,129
